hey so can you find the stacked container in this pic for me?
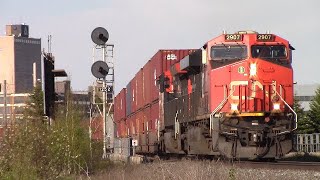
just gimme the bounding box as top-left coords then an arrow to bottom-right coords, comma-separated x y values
150,102 -> 159,132
126,82 -> 132,117
131,76 -> 137,113
143,61 -> 152,107
114,49 -> 196,151
119,120 -> 127,137
149,50 -> 196,102
114,88 -> 126,123
136,68 -> 144,110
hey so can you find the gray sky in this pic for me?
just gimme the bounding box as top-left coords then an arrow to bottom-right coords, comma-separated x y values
1,0 -> 319,93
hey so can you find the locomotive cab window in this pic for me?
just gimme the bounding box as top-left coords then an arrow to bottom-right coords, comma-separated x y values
251,45 -> 287,60
210,45 -> 247,61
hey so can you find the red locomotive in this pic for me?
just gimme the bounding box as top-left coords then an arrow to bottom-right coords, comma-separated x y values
114,31 -> 296,159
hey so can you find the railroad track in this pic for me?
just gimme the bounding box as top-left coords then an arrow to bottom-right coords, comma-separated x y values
232,160 -> 320,171
140,153 -> 320,172
151,154 -> 320,171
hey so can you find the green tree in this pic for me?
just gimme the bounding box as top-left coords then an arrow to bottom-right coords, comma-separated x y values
294,97 -> 314,134
0,82 -> 50,179
0,83 -> 100,179
23,81 -> 44,122
307,87 -> 320,133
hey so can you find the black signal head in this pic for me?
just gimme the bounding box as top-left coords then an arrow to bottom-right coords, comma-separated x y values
91,27 -> 109,45
91,61 -> 109,78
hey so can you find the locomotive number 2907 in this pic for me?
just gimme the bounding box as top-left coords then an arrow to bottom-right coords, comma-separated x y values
257,34 -> 274,41
225,34 -> 242,41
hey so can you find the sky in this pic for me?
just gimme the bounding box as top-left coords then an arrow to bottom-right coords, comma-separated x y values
0,0 -> 319,93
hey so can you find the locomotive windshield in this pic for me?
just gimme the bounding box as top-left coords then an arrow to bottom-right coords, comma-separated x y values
251,45 -> 287,60
211,45 -> 247,60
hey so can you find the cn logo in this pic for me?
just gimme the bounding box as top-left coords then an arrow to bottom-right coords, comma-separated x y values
166,54 -> 177,60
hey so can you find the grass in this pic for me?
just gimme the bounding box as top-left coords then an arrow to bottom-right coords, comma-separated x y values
283,152 -> 320,162
88,159 -> 320,180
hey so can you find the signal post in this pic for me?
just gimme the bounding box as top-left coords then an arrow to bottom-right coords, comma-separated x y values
90,27 -> 115,158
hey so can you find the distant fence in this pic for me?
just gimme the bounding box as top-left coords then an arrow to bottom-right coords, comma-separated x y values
296,133 -> 320,153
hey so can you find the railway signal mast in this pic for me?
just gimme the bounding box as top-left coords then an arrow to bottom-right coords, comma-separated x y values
90,27 -> 115,158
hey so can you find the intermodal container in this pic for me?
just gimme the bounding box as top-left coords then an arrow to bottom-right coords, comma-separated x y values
127,114 -> 136,136
131,76 -> 137,113
114,88 -> 126,123
143,60 -> 152,106
115,121 -> 121,138
136,68 -> 144,110
149,49 -> 196,102
118,88 -> 126,120
135,111 -> 143,147
120,120 -> 127,138
125,115 -> 130,136
126,82 -> 132,117
150,102 -> 160,132
142,108 -> 151,152
143,107 -> 151,132
114,95 -> 119,123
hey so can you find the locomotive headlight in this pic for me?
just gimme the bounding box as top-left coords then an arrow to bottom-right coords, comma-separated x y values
231,103 -> 238,111
250,63 -> 257,76
273,103 -> 280,110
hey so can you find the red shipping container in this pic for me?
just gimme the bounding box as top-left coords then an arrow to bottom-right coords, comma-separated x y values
126,115 -> 131,136
127,114 -> 136,136
131,76 -> 137,113
143,107 -> 151,133
136,68 -> 144,110
119,120 -> 127,138
115,121 -> 121,138
134,111 -> 142,146
114,95 -> 119,123
136,111 -> 143,134
149,49 -> 196,102
118,88 -> 126,120
126,82 -> 132,117
114,89 -> 125,122
150,102 -> 160,132
114,88 -> 126,122
143,60 -> 152,106
125,116 -> 131,136
123,119 -> 128,137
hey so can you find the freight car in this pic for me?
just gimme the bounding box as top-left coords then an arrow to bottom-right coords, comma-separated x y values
114,31 -> 296,160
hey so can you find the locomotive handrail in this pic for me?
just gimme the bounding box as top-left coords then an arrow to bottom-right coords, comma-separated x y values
174,110 -> 179,139
275,90 -> 298,132
209,89 -> 235,135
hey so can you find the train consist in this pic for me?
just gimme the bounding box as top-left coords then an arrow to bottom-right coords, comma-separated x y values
114,31 -> 296,159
